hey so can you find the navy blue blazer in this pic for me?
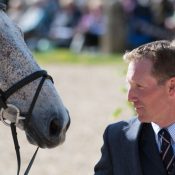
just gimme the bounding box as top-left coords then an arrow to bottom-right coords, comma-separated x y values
94,118 -> 175,175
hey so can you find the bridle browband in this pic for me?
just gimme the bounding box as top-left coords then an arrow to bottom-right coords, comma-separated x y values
0,70 -> 53,175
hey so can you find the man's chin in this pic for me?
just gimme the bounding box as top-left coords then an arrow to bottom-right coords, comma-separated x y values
137,115 -> 150,123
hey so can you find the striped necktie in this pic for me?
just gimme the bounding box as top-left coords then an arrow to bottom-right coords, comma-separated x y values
159,129 -> 175,174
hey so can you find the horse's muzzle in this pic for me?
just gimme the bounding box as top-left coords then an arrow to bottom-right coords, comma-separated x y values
25,109 -> 71,148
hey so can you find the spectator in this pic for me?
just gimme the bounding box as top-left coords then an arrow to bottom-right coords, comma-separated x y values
8,0 -> 59,50
71,0 -> 106,52
49,0 -> 82,47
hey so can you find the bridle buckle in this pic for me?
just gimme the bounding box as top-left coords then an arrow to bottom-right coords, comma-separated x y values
0,104 -> 25,129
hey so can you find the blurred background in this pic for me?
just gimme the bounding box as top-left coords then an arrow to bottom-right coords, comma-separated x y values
0,0 -> 175,174
6,0 -> 175,52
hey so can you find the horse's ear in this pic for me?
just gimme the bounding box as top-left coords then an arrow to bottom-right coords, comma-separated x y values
0,2 -> 6,11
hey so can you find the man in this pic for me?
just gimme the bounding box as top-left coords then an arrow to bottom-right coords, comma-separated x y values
94,40 -> 175,175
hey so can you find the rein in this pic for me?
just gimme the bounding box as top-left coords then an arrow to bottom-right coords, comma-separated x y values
0,70 -> 53,175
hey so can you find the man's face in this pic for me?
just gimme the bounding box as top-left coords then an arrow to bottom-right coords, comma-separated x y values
126,59 -> 170,125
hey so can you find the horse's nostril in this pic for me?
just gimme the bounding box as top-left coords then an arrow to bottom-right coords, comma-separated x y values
49,118 -> 61,137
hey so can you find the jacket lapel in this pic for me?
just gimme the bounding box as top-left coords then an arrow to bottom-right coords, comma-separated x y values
122,119 -> 167,175
140,123 -> 166,175
122,118 -> 143,175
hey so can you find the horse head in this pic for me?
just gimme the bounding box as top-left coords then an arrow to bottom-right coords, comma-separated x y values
0,7 -> 70,148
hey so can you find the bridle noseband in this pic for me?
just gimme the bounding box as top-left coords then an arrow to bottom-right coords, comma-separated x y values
0,70 -> 53,175
0,70 -> 53,127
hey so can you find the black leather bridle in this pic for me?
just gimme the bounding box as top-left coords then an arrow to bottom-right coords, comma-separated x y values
0,70 -> 53,175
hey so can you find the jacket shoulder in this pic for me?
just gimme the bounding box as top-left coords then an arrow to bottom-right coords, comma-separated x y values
108,117 -> 138,132
105,117 -> 140,141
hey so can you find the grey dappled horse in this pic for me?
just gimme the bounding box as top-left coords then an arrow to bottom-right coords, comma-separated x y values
0,6 -> 70,149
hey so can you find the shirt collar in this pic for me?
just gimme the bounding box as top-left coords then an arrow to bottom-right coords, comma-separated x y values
151,122 -> 175,144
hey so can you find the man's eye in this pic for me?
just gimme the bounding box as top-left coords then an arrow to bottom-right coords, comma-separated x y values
136,84 -> 143,88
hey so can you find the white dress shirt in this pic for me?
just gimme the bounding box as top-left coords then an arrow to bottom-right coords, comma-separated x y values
152,122 -> 175,153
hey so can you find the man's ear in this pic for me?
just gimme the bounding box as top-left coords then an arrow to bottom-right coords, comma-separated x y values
167,77 -> 175,96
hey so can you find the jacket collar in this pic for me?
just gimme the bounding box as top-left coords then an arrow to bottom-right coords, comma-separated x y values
122,118 -> 143,175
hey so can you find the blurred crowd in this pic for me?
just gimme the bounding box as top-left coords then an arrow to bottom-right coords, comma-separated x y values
119,0 -> 175,50
4,0 -> 175,52
7,0 -> 105,52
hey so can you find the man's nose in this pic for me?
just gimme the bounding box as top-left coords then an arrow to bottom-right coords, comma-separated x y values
127,87 -> 137,102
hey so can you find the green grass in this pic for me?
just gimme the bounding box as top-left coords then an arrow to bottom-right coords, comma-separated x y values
33,48 -> 123,65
